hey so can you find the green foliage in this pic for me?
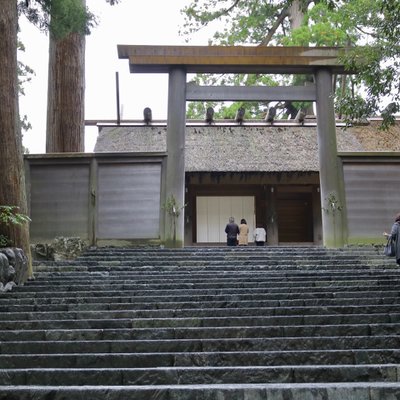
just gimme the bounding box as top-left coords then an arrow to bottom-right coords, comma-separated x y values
186,73 -> 279,119
181,0 -> 286,45
162,195 -> 186,219
181,0 -> 400,127
48,0 -> 93,38
0,236 -> 8,248
334,92 -> 373,125
0,206 -> 31,247
322,193 -> 343,215
17,41 -> 34,97
187,99 -> 270,120
162,195 -> 186,246
18,0 -> 122,38
333,0 -> 400,128
282,3 -> 353,46
18,0 -> 97,39
17,40 -> 34,145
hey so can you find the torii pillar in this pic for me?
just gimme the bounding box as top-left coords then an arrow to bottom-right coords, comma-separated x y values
315,68 -> 347,247
118,45 -> 353,248
164,67 -> 186,247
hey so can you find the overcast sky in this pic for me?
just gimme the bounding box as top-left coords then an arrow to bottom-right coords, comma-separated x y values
18,0 -> 208,153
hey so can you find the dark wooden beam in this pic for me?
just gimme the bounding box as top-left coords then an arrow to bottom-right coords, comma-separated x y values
117,45 -> 353,74
186,84 -> 316,101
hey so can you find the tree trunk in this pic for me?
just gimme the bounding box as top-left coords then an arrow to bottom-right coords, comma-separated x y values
0,0 -> 33,283
46,29 -> 85,152
288,0 -> 303,30
288,0 -> 314,116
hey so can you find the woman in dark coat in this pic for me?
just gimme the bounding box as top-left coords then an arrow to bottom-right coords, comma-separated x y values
384,213 -> 400,265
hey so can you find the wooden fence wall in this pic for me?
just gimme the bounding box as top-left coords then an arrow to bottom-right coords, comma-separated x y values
341,153 -> 400,244
24,152 -> 400,246
25,153 -> 166,246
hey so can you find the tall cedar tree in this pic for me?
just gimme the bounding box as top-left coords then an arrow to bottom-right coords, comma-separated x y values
46,19 -> 86,152
0,0 -> 33,282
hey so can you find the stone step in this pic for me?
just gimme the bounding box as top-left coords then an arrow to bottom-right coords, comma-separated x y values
40,261 -> 384,271
1,322 -> 398,341
29,262 -> 400,272
34,282 -> 393,292
72,256 -> 367,263
74,249 -> 385,259
28,273 -> 400,285
0,312 -> 399,330
31,263 -> 400,273
77,246 -> 380,254
77,250 -> 369,255
38,255 -> 390,265
12,280 -> 400,295
32,261 -> 397,273
1,335 -> 400,355
5,287 -> 400,304
3,289 -> 400,305
2,246 -> 399,398
69,259 -> 383,268
2,296 -> 400,313
41,249 -> 379,258
20,276 -> 400,297
0,364 -> 397,386
3,289 -> 400,303
1,303 -> 400,322
24,271 -> 400,283
12,273 -> 400,289
1,382 -> 400,400
1,349 -> 400,369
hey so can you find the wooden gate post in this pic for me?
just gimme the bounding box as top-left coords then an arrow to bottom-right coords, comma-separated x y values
164,67 -> 187,248
315,68 -> 348,248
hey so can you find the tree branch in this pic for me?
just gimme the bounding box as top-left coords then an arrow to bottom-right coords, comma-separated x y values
259,7 -> 289,46
210,0 -> 241,19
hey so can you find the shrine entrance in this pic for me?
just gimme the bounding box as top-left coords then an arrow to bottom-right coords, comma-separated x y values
118,45 -> 353,248
196,196 -> 255,244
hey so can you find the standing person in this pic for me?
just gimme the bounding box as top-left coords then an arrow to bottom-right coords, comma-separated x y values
254,224 -> 267,246
383,213 -> 400,265
238,218 -> 249,245
225,217 -> 239,246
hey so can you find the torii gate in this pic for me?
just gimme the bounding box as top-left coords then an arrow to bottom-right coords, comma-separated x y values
118,45 -> 353,248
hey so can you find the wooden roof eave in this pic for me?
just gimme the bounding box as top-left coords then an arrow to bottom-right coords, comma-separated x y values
117,45 -> 357,75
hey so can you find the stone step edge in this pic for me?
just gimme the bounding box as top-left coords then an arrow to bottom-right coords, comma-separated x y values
2,348 -> 400,357
0,382 -> 400,393
6,291 -> 400,301
1,335 -> 399,352
12,285 -> 400,295
1,363 -> 397,372
21,277 -> 400,283
2,333 -> 398,343
1,313 -> 399,324
2,310 -> 400,323
1,381 -> 400,391
0,364 -> 398,384
0,323 -> 397,338
3,296 -> 400,305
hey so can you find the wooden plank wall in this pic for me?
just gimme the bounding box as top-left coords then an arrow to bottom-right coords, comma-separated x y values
26,154 -> 166,245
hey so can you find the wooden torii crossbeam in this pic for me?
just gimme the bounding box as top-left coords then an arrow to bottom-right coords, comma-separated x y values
117,45 -> 352,74
118,45 -> 353,249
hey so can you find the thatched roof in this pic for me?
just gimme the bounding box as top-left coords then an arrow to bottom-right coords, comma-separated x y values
94,119 -> 400,172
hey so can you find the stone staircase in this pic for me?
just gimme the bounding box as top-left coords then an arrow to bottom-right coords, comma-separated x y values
0,245 -> 400,399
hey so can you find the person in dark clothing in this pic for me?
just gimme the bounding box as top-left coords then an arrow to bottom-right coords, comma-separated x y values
384,213 -> 400,265
225,217 -> 239,246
